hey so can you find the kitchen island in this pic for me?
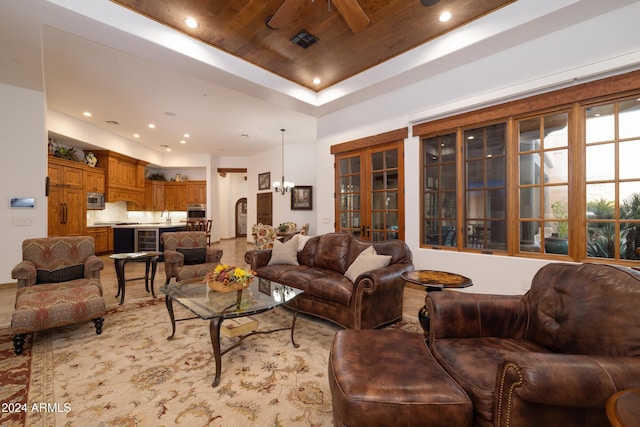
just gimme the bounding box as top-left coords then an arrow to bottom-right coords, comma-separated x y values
92,222 -> 186,254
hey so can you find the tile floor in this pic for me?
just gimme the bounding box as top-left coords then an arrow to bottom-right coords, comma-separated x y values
0,238 -> 425,329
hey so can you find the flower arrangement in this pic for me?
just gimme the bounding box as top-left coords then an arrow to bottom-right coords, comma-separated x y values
205,264 -> 255,292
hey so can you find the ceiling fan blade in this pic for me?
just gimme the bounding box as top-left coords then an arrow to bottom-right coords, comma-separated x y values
332,0 -> 370,33
266,0 -> 303,30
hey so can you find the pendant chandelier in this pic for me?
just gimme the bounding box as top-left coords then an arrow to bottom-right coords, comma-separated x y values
272,128 -> 294,195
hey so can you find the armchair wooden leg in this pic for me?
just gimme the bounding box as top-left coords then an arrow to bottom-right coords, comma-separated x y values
12,334 -> 26,355
93,317 -> 104,335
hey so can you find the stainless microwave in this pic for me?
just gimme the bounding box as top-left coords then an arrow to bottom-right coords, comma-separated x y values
87,192 -> 105,210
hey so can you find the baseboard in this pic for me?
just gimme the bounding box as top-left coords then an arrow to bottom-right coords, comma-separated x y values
0,281 -> 17,290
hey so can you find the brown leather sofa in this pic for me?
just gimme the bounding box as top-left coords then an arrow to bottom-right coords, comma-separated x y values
427,263 -> 640,427
244,233 -> 414,329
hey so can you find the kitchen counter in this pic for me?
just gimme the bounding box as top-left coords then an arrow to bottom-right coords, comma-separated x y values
89,222 -> 187,228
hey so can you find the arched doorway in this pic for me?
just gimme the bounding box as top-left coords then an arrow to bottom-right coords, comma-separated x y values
235,198 -> 247,237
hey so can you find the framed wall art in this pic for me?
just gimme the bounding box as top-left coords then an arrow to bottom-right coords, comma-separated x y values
258,172 -> 271,190
291,186 -> 312,210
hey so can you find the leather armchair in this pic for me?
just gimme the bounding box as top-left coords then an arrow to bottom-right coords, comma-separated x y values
427,263 -> 640,427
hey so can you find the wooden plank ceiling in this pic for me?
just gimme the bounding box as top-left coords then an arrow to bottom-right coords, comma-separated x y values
111,0 -> 515,91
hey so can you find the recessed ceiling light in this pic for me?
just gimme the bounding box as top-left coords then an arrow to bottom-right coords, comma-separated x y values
166,147 -> 172,152
185,17 -> 199,29
83,111 -> 92,117
133,134 -> 140,138
439,11 -> 452,22
148,123 -> 155,129
183,133 -> 190,138
312,77 -> 321,85
180,140 -> 186,144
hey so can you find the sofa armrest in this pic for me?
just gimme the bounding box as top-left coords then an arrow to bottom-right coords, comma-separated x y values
84,255 -> 104,278
205,248 -> 223,264
355,262 -> 414,293
428,291 -> 526,341
245,249 -> 272,270
497,352 -> 640,421
11,260 -> 36,288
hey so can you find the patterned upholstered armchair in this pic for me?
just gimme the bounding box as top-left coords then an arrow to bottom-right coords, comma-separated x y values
10,236 -> 106,354
161,231 -> 223,284
252,223 -> 277,249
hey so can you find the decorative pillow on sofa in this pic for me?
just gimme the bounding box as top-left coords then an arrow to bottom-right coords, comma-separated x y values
268,235 -> 300,266
298,234 -> 313,251
177,247 -> 206,265
37,264 -> 85,283
344,246 -> 392,282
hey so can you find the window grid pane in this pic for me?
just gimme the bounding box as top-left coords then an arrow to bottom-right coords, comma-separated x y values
464,123 -> 507,250
517,113 -> 569,255
586,99 -> 640,260
422,133 -> 457,246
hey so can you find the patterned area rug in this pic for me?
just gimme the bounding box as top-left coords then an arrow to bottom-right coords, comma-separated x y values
1,299 -> 420,426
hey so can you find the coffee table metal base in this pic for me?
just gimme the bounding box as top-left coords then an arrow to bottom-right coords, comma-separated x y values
164,295 -> 299,387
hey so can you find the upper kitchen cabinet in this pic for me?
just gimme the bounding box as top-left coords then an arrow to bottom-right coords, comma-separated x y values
83,168 -> 105,193
163,182 -> 186,211
187,181 -> 206,204
144,180 -> 165,210
93,150 -> 147,206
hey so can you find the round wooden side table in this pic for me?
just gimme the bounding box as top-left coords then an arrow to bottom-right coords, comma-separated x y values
607,388 -> 640,427
401,270 -> 473,339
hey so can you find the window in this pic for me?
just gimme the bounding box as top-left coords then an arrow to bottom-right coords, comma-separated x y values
585,98 -> 640,260
422,133 -> 457,246
464,123 -> 507,251
415,69 -> 640,264
518,112 -> 569,255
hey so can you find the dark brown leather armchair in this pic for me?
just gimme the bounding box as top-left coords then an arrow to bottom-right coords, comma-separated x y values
427,263 -> 640,427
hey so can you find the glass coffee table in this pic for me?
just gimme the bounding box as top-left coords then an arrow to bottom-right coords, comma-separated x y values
159,277 -> 303,387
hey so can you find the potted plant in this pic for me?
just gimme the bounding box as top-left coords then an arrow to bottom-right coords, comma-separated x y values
545,200 -> 568,254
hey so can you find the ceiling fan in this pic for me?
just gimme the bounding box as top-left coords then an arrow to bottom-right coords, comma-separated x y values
267,0 -> 370,33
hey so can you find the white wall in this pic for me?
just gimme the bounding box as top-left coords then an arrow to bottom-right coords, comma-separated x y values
315,2 -> 640,295
0,83 -> 48,283
247,144 -> 317,242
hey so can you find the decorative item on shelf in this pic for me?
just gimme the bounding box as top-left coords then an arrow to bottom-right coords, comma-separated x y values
278,223 -> 289,232
147,173 -> 167,181
272,128 -> 294,195
205,264 -> 255,293
53,145 -> 80,162
84,152 -> 97,167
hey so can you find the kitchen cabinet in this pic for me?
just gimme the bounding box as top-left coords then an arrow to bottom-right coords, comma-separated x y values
48,158 -> 84,237
144,180 -> 165,210
83,168 -> 105,193
86,226 -> 110,254
113,228 -> 135,253
186,181 -> 206,204
93,150 -> 147,206
164,182 -> 187,211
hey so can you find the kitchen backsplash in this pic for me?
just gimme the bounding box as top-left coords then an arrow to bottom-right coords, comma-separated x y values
86,201 -> 187,226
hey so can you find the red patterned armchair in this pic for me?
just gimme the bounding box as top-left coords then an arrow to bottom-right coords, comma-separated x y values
161,231 -> 223,284
10,236 -> 106,354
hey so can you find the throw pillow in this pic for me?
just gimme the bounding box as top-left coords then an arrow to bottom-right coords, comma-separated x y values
37,264 -> 85,283
177,247 -> 206,265
298,234 -> 313,251
344,246 -> 392,282
268,235 -> 300,266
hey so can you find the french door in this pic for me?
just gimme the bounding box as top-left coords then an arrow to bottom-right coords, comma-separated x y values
335,141 -> 404,241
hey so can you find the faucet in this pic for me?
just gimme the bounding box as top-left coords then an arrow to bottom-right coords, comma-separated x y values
161,210 -> 171,224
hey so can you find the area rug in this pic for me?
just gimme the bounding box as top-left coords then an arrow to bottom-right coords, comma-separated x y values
1,299 -> 421,426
